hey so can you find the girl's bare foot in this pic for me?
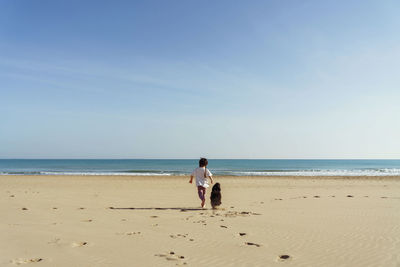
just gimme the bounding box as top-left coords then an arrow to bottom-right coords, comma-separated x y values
201,200 -> 206,208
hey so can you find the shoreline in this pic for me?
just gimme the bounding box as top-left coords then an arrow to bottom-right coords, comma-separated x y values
2,174 -> 400,180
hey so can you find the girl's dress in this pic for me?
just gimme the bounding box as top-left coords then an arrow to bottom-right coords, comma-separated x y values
191,167 -> 212,188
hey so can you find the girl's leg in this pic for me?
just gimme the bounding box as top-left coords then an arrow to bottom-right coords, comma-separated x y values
197,186 -> 205,200
197,186 -> 206,208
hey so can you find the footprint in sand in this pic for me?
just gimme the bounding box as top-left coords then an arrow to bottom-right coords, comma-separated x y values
239,233 -> 247,236
155,252 -> 186,263
81,219 -> 93,222
52,207 -> 58,210
126,232 -> 141,235
313,196 -> 320,198
278,254 -> 291,261
72,242 -> 88,247
116,232 -> 141,236
11,258 -> 43,264
22,207 -> 28,210
10,195 -> 15,197
245,242 -> 261,247
78,207 -> 86,210
220,225 -> 228,228
170,234 -> 188,239
347,195 -> 354,198
223,211 -> 260,217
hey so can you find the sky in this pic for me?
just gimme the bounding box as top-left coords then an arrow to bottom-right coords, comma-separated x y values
1,0 -> 399,159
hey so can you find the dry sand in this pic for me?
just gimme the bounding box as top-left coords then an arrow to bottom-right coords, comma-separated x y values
1,175 -> 400,266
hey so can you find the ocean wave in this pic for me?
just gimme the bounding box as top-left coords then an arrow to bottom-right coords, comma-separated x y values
42,171 -> 174,176
0,171 -> 173,176
0,171 -> 43,175
1,169 -> 400,176
225,169 -> 400,176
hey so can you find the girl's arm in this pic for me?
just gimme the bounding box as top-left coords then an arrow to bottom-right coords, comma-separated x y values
189,175 -> 193,183
206,169 -> 214,184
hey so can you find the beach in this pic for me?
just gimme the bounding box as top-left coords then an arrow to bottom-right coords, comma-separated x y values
1,175 -> 400,267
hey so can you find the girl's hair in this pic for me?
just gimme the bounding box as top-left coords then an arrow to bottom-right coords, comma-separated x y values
199,158 -> 208,178
199,158 -> 208,167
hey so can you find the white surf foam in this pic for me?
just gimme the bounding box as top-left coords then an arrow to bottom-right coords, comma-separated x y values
228,169 -> 400,176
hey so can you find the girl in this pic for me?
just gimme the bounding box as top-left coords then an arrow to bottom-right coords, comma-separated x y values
189,158 -> 214,208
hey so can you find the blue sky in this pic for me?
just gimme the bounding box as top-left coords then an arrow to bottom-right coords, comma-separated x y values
1,0 -> 399,159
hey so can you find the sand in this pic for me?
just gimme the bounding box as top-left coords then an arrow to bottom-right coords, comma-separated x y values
1,175 -> 400,267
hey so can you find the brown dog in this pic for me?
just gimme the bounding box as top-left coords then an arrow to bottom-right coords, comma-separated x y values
210,183 -> 222,209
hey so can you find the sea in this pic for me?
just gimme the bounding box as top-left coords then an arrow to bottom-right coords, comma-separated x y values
0,159 -> 400,177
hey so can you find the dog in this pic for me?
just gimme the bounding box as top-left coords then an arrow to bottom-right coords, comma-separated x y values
210,183 -> 222,209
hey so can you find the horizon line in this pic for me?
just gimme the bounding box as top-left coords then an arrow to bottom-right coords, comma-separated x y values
1,158 -> 399,160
